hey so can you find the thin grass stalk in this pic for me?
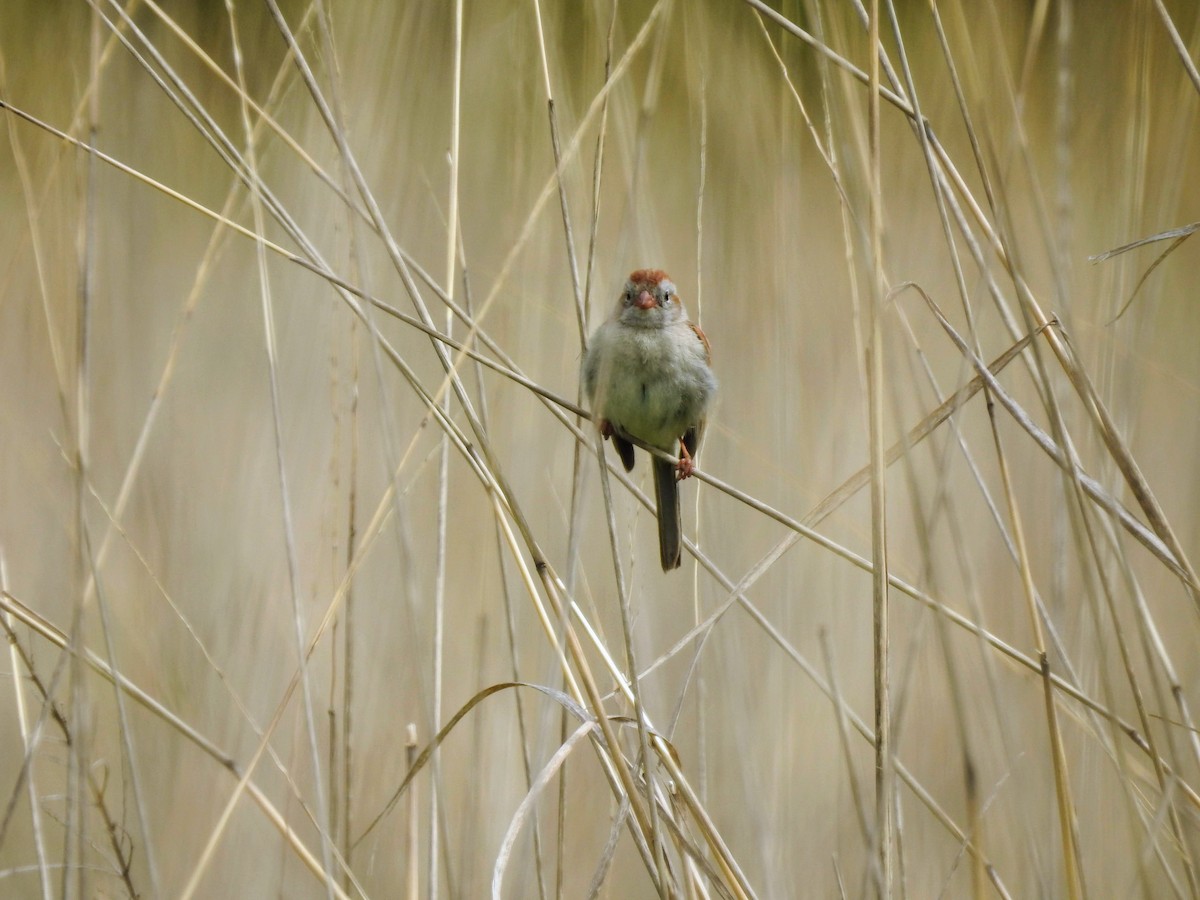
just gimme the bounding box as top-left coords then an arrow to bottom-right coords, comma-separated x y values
63,11 -> 104,895
688,24 -> 711,812
820,629 -> 879,895
536,2 -> 623,893
1,553 -> 52,900
428,3 -> 464,895
327,631 -> 339,883
337,137 -> 362,900
0,614 -> 74,851
562,4 -> 620,891
1,620 -> 136,897
466,259 -> 550,900
80,522 -> 159,896
585,797 -> 630,898
1054,0 -> 1074,306
864,2 -> 893,894
582,0 -> 617,324
532,0 -> 586,343
78,7 -> 160,897
406,724 -> 420,899
1153,0 -> 1200,97
430,196 -> 452,900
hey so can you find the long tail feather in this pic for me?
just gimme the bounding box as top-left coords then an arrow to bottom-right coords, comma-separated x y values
653,457 -> 682,570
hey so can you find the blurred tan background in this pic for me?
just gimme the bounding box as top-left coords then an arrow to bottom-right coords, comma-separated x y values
3,1 -> 1200,897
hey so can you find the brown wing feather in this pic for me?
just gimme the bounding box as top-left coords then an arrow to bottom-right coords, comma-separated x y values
689,321 -> 712,365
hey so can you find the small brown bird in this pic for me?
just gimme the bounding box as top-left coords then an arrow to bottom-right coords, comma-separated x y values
582,270 -> 717,570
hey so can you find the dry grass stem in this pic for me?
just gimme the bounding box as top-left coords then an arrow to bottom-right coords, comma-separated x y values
3,2 -> 1200,896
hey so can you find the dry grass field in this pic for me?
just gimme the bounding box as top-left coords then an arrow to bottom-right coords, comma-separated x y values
3,1 -> 1200,897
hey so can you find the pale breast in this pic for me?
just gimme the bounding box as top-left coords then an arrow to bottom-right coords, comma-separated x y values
587,322 -> 716,451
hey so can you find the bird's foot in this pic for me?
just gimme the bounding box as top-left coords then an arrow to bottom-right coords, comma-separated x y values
676,441 -> 695,480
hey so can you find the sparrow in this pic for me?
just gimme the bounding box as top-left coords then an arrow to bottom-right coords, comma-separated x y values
583,269 -> 717,570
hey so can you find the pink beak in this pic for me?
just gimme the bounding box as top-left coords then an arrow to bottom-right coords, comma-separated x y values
635,289 -> 656,310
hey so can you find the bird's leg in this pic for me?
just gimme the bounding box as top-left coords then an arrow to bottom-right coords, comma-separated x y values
676,439 -> 695,480
599,419 -> 614,439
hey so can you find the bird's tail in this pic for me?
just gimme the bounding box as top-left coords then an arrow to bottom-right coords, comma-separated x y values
653,456 -> 682,570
